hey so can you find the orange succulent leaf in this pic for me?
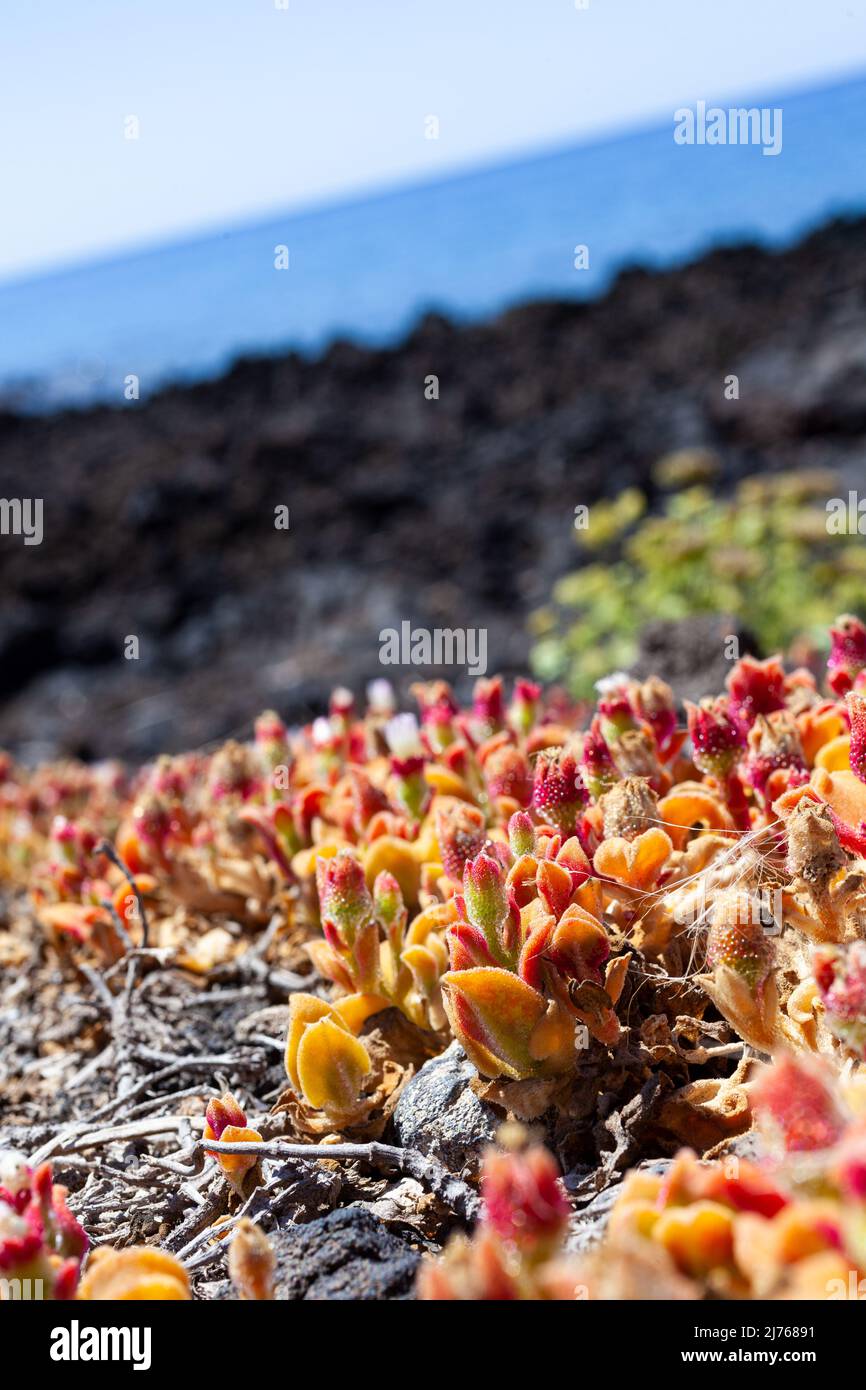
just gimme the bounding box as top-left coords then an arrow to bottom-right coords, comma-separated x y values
111,874 -> 156,925
447,921 -> 498,970
653,1201 -> 735,1279
351,918 -> 381,994
440,966 -> 555,1079
536,858 -> 574,919
77,1247 -> 190,1301
593,826 -> 673,890
115,826 -> 150,875
209,1125 -> 263,1187
295,1015 -> 372,1114
527,1001 -> 577,1068
403,897 -> 458,947
555,835 -> 592,880
362,836 -> 421,907
547,902 -> 610,982
525,725 -> 569,754
656,785 -> 734,850
39,902 -> 103,942
424,764 -> 477,802
517,914 -> 555,990
815,734 -> 851,772
796,702 -> 847,765
331,991 -> 390,1033
811,767 -> 866,826
604,951 -> 630,1005
401,942 -> 441,992
284,992 -> 351,1090
506,853 -> 541,908
304,937 -> 355,991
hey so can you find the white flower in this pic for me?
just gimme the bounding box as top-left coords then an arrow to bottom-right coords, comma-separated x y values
0,1150 -> 30,1198
385,713 -> 422,760
311,716 -> 337,748
366,678 -> 395,715
594,671 -> 632,697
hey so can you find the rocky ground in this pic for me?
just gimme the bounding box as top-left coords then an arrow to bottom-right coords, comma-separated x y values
0,215 -> 865,762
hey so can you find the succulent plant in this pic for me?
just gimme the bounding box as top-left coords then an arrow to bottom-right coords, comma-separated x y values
0,1152 -> 88,1300
203,1094 -> 263,1195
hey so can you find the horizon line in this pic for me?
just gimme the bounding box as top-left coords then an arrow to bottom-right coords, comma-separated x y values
1,62 -> 864,292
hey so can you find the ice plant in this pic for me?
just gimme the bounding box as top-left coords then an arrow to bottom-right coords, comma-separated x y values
284,993 -> 374,1120
598,1051 -> 866,1298
508,679 -> 541,738
750,1052 -> 846,1154
0,1152 -> 88,1300
579,717 -> 617,801
742,712 -> 807,807
441,844 -> 626,1079
417,1130 -> 584,1300
203,1094 -> 263,1194
306,849 -> 451,1034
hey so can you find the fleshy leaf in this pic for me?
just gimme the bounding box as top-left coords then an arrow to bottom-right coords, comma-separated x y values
295,1016 -> 372,1115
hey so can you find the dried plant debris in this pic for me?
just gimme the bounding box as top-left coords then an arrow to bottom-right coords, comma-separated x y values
3,619 -> 866,1298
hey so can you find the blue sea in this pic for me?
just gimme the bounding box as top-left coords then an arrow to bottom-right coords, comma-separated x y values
2,74 -> 865,411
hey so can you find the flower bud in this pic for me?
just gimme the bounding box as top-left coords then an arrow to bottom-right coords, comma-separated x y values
726,654 -> 786,730
846,691 -> 866,784
580,717 -> 617,800
685,698 -> 745,779
508,679 -> 541,738
508,811 -> 536,859
204,1093 -> 263,1194
435,802 -> 487,883
706,899 -> 775,996
228,1218 -> 276,1300
531,748 -> 588,835
750,1053 -> 845,1153
828,614 -> 866,696
813,941 -> 866,1057
481,1140 -> 571,1250
316,850 -> 374,945
463,850 -> 509,944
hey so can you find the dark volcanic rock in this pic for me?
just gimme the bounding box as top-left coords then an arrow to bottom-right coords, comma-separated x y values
392,1040 -> 502,1176
630,614 -> 761,705
270,1205 -> 420,1300
0,217 -> 864,758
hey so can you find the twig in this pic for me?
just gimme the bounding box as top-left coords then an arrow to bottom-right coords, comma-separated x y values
197,1138 -> 479,1221
31,1115 -> 191,1163
95,839 -> 150,948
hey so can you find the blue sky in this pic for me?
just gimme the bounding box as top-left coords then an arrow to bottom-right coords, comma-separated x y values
1,0 -> 864,281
